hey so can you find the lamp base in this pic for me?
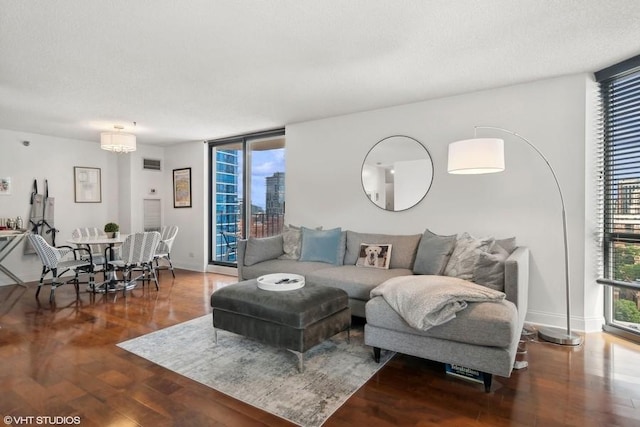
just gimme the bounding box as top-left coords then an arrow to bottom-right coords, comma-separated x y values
538,326 -> 583,346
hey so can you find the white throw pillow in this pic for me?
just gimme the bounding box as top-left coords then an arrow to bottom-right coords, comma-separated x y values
443,232 -> 494,281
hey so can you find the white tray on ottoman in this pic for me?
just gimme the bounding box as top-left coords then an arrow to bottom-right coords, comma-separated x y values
257,273 -> 305,291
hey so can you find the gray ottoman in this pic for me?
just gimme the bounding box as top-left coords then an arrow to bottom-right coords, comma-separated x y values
210,280 -> 351,371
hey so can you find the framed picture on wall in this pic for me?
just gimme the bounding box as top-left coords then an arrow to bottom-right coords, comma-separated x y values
74,167 -> 102,203
0,177 -> 11,195
173,167 -> 192,208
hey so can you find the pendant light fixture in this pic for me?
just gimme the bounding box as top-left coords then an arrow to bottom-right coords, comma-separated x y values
100,125 -> 136,153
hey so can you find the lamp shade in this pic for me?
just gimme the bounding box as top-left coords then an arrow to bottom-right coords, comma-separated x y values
447,138 -> 505,174
100,131 -> 136,153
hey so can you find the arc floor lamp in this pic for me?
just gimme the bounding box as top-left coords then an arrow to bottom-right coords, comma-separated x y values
447,126 -> 583,346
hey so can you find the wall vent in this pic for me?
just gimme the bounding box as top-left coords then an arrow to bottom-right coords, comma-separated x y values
143,158 -> 161,171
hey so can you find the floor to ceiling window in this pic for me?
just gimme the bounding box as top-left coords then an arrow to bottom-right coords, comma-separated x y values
596,55 -> 640,342
208,129 -> 285,266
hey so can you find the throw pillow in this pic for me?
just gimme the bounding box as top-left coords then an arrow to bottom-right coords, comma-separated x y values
279,224 -> 324,260
336,230 -> 347,265
277,225 -> 301,260
299,227 -> 343,264
443,232 -> 494,280
355,243 -> 393,269
344,231 -> 422,269
413,229 -> 457,275
244,235 -> 284,266
495,237 -> 517,254
279,224 -> 302,260
473,243 -> 510,291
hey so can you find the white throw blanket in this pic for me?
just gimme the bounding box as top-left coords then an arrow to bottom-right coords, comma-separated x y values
370,275 -> 506,331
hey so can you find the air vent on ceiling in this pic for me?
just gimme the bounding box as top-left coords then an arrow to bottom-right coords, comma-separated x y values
143,158 -> 161,171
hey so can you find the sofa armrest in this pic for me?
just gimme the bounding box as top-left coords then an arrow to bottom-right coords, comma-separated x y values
504,246 -> 529,329
237,239 -> 248,280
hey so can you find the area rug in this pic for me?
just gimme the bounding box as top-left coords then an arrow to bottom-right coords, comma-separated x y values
117,315 -> 394,426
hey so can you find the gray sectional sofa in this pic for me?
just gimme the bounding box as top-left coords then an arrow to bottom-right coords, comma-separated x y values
236,227 -> 529,391
238,229 -> 425,317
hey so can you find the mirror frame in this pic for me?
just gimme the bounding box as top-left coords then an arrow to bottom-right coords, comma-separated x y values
361,135 -> 434,212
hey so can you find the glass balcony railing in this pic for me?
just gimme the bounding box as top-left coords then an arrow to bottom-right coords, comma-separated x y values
213,212 -> 284,264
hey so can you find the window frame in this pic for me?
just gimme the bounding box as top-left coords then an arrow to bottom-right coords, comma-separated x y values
596,54 -> 640,343
207,128 -> 285,266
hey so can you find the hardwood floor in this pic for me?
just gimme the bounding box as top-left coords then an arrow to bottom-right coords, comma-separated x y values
1,270 -> 639,426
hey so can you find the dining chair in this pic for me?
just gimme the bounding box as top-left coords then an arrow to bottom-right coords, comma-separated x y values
109,231 -> 161,293
154,226 -> 179,278
28,233 -> 95,302
71,227 -> 108,274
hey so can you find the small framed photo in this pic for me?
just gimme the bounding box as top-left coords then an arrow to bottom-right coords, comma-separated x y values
356,243 -> 393,269
173,167 -> 192,208
74,167 -> 102,203
0,177 -> 11,195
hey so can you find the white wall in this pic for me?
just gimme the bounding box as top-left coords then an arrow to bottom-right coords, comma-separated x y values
286,74 -> 601,332
163,141 -> 208,272
0,129 -> 119,285
120,146 -> 165,233
117,152 -> 132,232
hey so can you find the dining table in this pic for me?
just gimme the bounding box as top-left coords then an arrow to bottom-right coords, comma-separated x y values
0,229 -> 29,287
67,234 -> 128,293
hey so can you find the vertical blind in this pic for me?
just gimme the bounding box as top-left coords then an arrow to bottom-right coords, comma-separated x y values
596,55 -> 640,284
143,199 -> 162,232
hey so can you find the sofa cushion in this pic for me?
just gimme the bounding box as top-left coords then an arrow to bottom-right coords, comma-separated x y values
306,265 -> 413,301
345,231 -> 421,269
279,224 -> 325,260
355,243 -> 392,269
496,237 -> 517,254
279,224 -> 303,260
413,229 -> 457,275
443,232 -> 494,280
244,235 -> 284,266
336,230 -> 347,266
241,259 -> 333,280
473,243 -> 510,291
366,295 -> 518,348
299,227 -> 343,264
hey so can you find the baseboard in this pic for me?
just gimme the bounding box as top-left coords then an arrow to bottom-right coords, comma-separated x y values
207,264 -> 238,277
526,310 -> 604,333
172,261 -> 206,272
0,269 -> 73,286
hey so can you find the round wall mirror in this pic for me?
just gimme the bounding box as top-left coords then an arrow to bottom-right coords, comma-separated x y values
361,135 -> 433,211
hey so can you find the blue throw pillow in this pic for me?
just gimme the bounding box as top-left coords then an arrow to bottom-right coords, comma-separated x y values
299,227 -> 343,264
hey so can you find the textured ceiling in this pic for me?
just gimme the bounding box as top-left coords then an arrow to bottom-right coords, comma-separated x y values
1,0 -> 640,146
